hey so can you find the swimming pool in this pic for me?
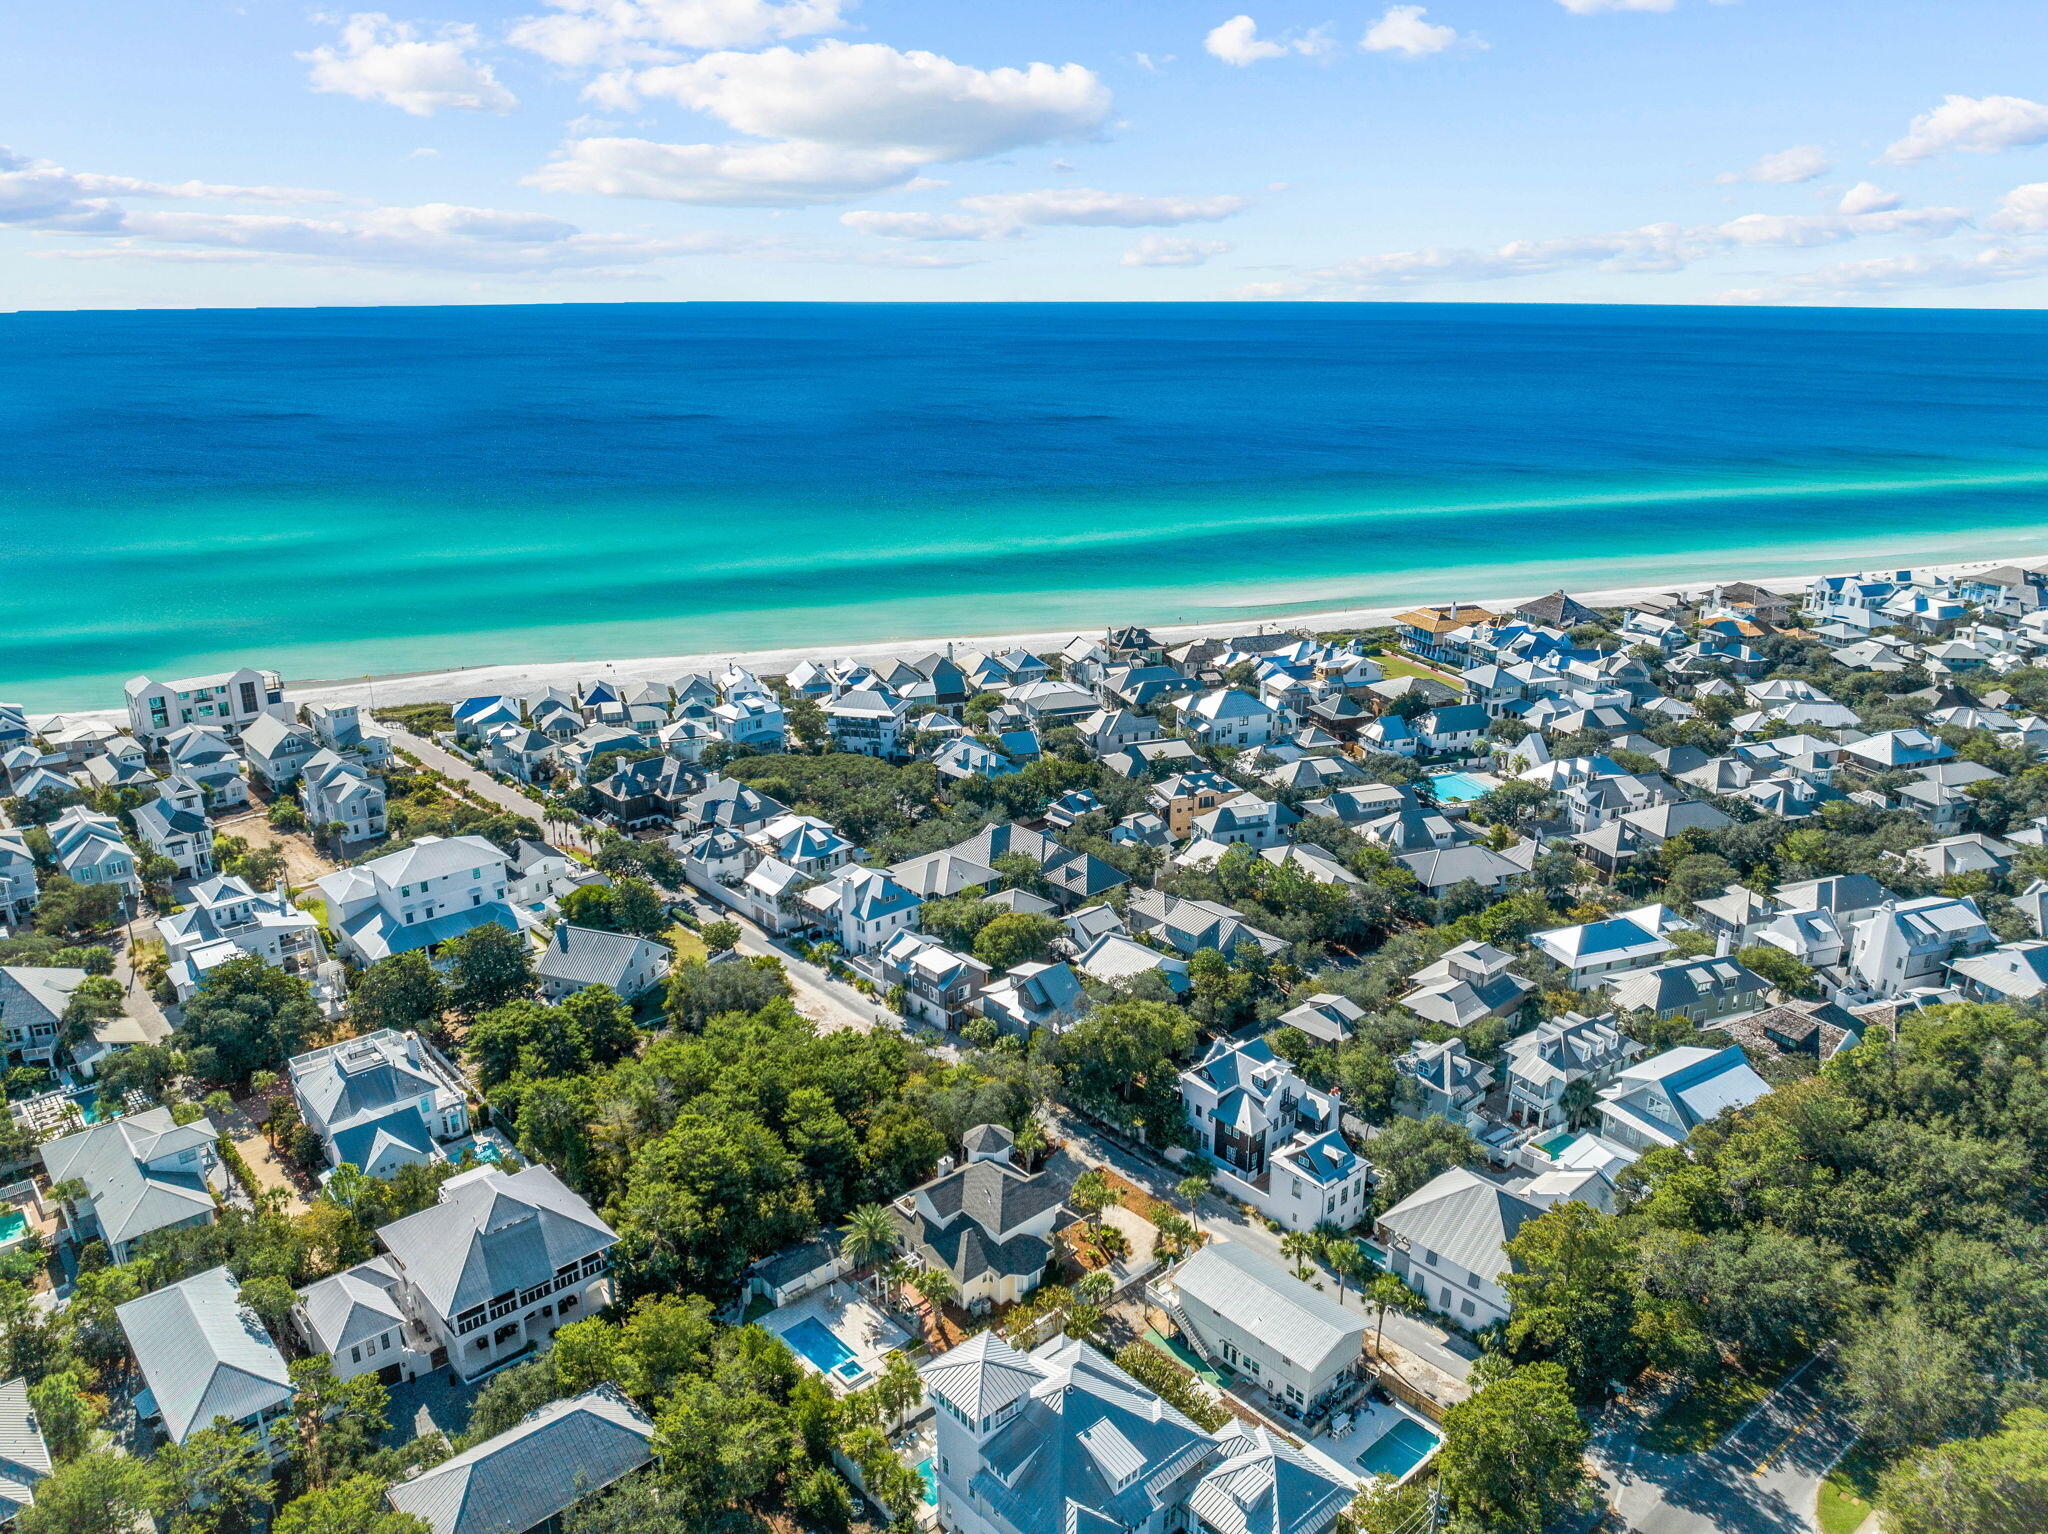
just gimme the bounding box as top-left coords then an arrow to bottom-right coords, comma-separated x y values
782,1316 -> 865,1381
0,1210 -> 26,1246
1537,1130 -> 1578,1159
917,1456 -> 937,1506
1356,1415 -> 1441,1481
1428,771 -> 1496,804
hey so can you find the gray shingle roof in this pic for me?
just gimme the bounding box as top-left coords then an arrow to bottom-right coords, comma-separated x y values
117,1266 -> 293,1444
375,1165 -> 616,1321
385,1387 -> 654,1534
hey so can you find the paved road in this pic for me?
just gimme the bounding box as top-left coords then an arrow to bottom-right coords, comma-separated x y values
1043,1105 -> 1475,1383
1594,1355 -> 1848,1534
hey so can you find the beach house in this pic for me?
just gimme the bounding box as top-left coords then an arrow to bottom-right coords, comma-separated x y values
313,835 -> 517,966
287,1029 -> 472,1178
125,666 -> 285,743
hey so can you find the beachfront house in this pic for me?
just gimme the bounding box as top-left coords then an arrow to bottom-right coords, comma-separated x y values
125,666 -> 285,743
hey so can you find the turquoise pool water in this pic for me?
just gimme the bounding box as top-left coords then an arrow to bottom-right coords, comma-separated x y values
1538,1130 -> 1578,1159
917,1456 -> 936,1506
1429,771 -> 1495,804
1358,1416 -> 1441,1481
783,1316 -> 864,1381
0,1210 -> 26,1245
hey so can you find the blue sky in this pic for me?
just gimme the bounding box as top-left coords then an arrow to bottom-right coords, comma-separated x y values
5,0 -> 2048,308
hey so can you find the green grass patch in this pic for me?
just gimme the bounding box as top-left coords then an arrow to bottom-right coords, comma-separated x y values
1641,1357 -> 1792,1455
1817,1440 -> 1885,1534
668,924 -> 708,964
1379,650 -> 1458,684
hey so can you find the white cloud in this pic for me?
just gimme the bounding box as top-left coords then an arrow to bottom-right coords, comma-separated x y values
508,0 -> 847,69
1883,94 -> 2048,164
618,42 -> 1110,159
1991,182 -> 2048,233
1837,181 -> 1901,214
1361,6 -> 1463,57
407,147 -> 441,159
301,13 -> 517,117
1122,235 -> 1230,267
0,143 -> 760,275
838,210 -> 1010,240
1203,15 -> 1328,67
840,186 -> 1248,242
1716,145 -> 1831,185
527,136 -> 923,205
541,41 -> 1111,207
956,186 -> 1247,228
1555,0 -> 1674,13
1312,201 -> 1972,288
1783,247 -> 2048,294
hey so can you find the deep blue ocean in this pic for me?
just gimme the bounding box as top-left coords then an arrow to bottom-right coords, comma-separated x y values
4,301 -> 2048,710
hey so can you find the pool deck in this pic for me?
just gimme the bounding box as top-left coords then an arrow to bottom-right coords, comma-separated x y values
762,1284 -> 912,1394
1303,1395 -> 1442,1488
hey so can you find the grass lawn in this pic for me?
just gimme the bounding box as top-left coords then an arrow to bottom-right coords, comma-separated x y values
1817,1441 -> 1885,1534
1641,1357 -> 1794,1455
1378,650 -> 1459,684
668,923 -> 708,963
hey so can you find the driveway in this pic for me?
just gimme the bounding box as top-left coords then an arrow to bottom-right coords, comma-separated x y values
1594,1355 -> 1848,1534
383,1368 -> 482,1448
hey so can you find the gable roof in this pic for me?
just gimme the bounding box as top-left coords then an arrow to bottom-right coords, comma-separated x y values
385,1387 -> 655,1534
39,1107 -> 219,1248
1174,1242 -> 1364,1377
117,1266 -> 293,1443
1378,1167 -> 1544,1285
0,1379 -> 50,1521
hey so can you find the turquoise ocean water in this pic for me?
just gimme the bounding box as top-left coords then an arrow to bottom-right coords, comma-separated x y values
4,301 -> 2048,710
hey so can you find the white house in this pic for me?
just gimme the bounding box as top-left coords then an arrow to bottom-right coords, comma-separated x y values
131,779 -> 215,880
825,687 -> 906,757
1594,1044 -> 1772,1156
373,1163 -> 617,1382
0,829 -> 37,930
887,1128 -> 1073,1313
1178,1038 -> 1370,1232
1376,1167 -> 1546,1330
1531,904 -> 1693,989
304,703 -> 392,767
294,1256 -> 431,1385
299,749 -> 387,844
118,1266 -> 296,1461
288,1029 -> 471,1178
45,806 -> 138,905
1154,1241 -> 1367,1422
800,865 -> 922,954
41,1107 -> 223,1264
1182,689 -> 1282,749
1503,1011 -> 1642,1129
313,834 -> 516,966
535,922 -> 671,1004
0,965 -> 86,1068
158,873 -> 324,1002
240,712 -> 321,791
125,666 -> 285,742
920,1332 -> 1352,1534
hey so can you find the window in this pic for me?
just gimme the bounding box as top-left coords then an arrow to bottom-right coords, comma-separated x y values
350,1345 -> 361,1364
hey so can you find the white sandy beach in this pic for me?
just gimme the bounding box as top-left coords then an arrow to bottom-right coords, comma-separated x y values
222,550 -> 2033,719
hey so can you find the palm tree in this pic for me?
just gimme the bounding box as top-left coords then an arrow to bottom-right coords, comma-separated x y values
1069,1169 -> 1114,1233
1559,1077 -> 1598,1132
1279,1230 -> 1319,1282
1014,1117 -> 1048,1168
1325,1238 -> 1369,1305
1367,1271 -> 1424,1357
1153,1210 -> 1199,1261
1175,1172 -> 1213,1215
879,1255 -> 917,1313
840,1203 -> 898,1292
911,1266 -> 958,1319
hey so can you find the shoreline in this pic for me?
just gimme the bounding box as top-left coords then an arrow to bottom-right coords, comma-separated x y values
203,548 -> 2032,720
